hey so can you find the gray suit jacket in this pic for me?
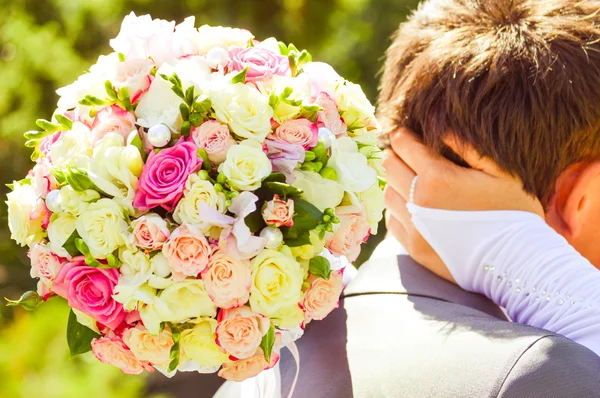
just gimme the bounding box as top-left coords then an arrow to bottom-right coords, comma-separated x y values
279,252 -> 600,398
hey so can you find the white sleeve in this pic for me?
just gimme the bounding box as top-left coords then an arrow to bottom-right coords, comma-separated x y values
407,203 -> 600,356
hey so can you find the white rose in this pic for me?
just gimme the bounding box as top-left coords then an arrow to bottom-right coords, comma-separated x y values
119,248 -> 153,287
135,64 -> 184,132
211,82 -> 273,142
196,25 -> 254,53
173,56 -> 212,92
47,212 -> 77,258
57,186 -> 100,216
219,140 -> 272,191
111,58 -> 154,102
357,184 -> 385,234
335,81 -> 376,130
113,283 -> 156,313
6,181 -> 45,247
173,173 -> 227,232
139,279 -> 217,335
50,122 -> 93,167
292,170 -> 344,211
328,136 -> 377,193
76,198 -> 128,259
74,133 -> 143,212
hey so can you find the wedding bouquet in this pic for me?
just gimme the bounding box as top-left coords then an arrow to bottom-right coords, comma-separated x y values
5,13 -> 385,382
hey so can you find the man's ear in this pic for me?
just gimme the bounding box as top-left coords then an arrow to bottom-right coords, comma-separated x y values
547,161 -> 600,238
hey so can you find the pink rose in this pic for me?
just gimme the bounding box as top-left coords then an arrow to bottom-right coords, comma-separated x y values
300,269 -> 344,322
316,92 -> 347,137
163,224 -> 211,281
133,139 -> 202,212
262,195 -> 294,227
91,335 -> 153,374
29,243 -> 64,285
190,121 -> 235,165
53,257 -> 127,330
112,58 -> 154,103
29,161 -> 56,199
271,119 -> 318,150
130,213 -> 170,250
228,47 -> 290,82
302,62 -> 341,99
202,248 -> 252,309
216,306 -> 270,359
218,347 -> 280,382
326,207 -> 370,262
91,105 -> 137,144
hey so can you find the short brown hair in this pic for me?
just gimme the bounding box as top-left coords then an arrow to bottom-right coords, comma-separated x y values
378,0 -> 600,204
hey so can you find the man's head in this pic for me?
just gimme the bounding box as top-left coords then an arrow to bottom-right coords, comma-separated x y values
378,0 -> 600,266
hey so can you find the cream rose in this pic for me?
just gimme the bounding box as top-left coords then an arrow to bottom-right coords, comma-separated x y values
328,136 -> 377,193
268,74 -> 311,123
118,248 -> 153,286
249,246 -> 304,317
203,248 -> 252,309
123,324 -> 174,367
215,306 -> 270,359
326,205 -> 370,262
173,173 -> 227,233
218,347 -> 279,382
47,212 -> 77,258
29,243 -> 63,285
334,80 -> 376,130
190,121 -> 235,165
135,64 -> 183,132
57,186 -> 100,216
6,181 -> 45,247
130,213 -> 171,250
291,170 -> 344,211
49,122 -> 92,167
180,317 -> 228,368
219,140 -> 272,191
196,25 -> 254,53
357,184 -> 385,234
262,195 -> 294,227
301,270 -> 344,322
162,224 -> 212,281
211,82 -> 273,142
91,336 -> 152,375
75,198 -> 129,259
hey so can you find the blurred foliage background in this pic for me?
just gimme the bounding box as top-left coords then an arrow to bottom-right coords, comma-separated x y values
0,0 -> 419,396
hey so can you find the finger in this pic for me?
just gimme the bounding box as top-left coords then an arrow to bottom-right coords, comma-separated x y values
382,150 -> 415,199
443,135 -> 508,178
384,185 -> 411,224
390,127 -> 446,174
386,213 -> 409,251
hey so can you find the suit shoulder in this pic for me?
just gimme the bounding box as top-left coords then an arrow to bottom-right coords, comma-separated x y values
498,334 -> 600,398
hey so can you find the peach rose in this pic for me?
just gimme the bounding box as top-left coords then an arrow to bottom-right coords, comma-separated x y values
122,324 -> 174,367
316,92 -> 346,137
91,336 -> 153,375
262,195 -> 294,228
215,306 -> 270,359
130,213 -> 170,250
300,269 -> 344,321
162,224 -> 212,281
29,243 -> 64,286
190,121 -> 235,165
326,206 -> 370,262
218,347 -> 280,382
202,248 -> 252,309
271,118 -> 318,150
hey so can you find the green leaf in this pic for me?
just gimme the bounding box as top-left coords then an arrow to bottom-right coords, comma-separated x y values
283,234 -> 312,247
75,238 -> 91,257
196,148 -> 211,171
263,182 -> 303,198
5,183 -> 14,190
179,103 -> 190,121
118,53 -> 126,62
62,230 -> 82,257
185,86 -> 195,106
263,173 -> 287,184
244,208 -> 266,234
232,67 -> 249,84
309,256 -> 331,279
189,113 -> 204,127
168,325 -> 181,372
5,291 -> 43,311
193,95 -> 212,114
180,121 -> 191,138
55,114 -> 73,130
260,325 -> 275,363
35,119 -> 63,133
118,87 -> 134,112
67,309 -> 100,357
105,80 -> 119,101
290,198 -> 323,230
278,41 -> 289,55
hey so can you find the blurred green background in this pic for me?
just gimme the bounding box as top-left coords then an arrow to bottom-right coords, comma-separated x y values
0,0 -> 419,396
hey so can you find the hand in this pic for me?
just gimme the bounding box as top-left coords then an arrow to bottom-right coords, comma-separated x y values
382,128 -> 544,283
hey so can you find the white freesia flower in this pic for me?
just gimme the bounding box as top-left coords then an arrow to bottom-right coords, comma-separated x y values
47,212 -> 76,258
292,170 -> 344,211
74,133 -> 143,212
211,82 -> 273,142
265,74 -> 312,123
354,134 -> 385,177
57,186 -> 100,216
219,140 -> 272,191
328,136 -> 377,193
335,80 -> 376,129
75,198 -> 128,259
6,181 -> 45,247
49,122 -> 93,167
174,56 -> 212,92
135,63 -> 184,132
357,184 -> 385,234
173,173 -> 227,233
